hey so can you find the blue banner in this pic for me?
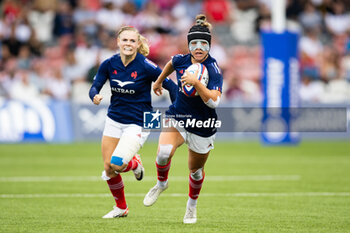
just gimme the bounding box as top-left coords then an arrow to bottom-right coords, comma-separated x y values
261,31 -> 301,144
0,100 -> 73,143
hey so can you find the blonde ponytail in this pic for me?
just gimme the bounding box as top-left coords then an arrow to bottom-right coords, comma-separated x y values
138,34 -> 150,56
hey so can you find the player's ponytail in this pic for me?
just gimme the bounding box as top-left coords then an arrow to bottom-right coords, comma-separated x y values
138,34 -> 150,57
117,26 -> 150,57
195,14 -> 212,30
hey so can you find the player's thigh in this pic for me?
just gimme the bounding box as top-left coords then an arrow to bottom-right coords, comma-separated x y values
101,135 -> 119,166
101,116 -> 122,163
158,127 -> 185,158
187,133 -> 215,171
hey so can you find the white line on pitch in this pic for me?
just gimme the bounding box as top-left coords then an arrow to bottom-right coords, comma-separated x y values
1,192 -> 350,199
0,175 -> 301,182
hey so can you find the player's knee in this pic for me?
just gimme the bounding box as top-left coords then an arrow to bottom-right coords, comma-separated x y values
191,168 -> 203,181
156,144 -> 173,166
110,163 -> 127,172
104,161 -> 113,173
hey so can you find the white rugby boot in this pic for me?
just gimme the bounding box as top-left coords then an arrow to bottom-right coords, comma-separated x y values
143,182 -> 168,207
132,154 -> 144,181
183,205 -> 197,224
102,206 -> 129,218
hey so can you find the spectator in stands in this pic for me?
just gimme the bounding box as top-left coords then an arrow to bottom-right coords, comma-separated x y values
204,0 -> 231,25
299,74 -> 325,102
73,0 -> 98,37
151,0 -> 179,11
62,49 -> 85,84
325,1 -> 350,37
53,1 -> 75,38
132,0 -> 149,11
96,1 -> 126,32
2,23 -> 22,56
230,0 -> 259,44
320,47 -> 341,82
27,3 -> 55,43
341,49 -> 350,82
172,0 -> 202,22
9,69 -> 41,101
14,11 -> 32,44
2,0 -> 21,23
43,68 -> 71,100
17,45 -> 32,69
299,28 -> 323,80
0,44 -> 12,70
299,1 -> 322,30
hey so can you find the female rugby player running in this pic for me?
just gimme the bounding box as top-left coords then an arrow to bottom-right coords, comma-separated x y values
143,14 -> 223,224
89,26 -> 177,218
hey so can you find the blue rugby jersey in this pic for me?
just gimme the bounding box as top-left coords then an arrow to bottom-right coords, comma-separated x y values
167,54 -> 223,137
89,52 -> 177,126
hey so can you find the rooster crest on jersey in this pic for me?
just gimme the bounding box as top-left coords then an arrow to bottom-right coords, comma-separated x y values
182,63 -> 209,97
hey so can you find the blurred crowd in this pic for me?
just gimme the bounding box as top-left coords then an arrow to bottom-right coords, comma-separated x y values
1,0 -> 350,104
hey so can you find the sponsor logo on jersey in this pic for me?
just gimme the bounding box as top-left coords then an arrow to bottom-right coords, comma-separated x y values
111,87 -> 135,94
111,80 -> 135,94
113,70 -> 117,75
111,79 -> 134,87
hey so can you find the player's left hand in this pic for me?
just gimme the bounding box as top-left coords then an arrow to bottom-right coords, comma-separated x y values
93,94 -> 103,105
181,69 -> 199,87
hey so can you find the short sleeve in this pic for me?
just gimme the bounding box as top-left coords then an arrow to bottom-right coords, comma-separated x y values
206,62 -> 223,93
144,58 -> 162,81
171,54 -> 185,69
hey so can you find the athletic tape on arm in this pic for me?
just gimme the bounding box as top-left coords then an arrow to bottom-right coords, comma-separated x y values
205,96 -> 220,109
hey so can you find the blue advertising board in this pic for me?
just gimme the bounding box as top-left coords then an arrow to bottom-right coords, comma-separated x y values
261,31 -> 300,144
0,100 -> 73,143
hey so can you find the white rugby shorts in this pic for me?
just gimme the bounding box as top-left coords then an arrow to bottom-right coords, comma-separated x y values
167,118 -> 215,154
103,116 -> 150,147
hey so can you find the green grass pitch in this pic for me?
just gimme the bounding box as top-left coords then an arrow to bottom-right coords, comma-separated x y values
0,141 -> 350,233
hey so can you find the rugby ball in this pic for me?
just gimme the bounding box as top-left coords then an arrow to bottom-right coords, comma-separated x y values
182,63 -> 209,97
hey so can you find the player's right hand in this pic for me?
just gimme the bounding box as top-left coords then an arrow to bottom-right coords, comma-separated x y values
93,94 -> 103,105
153,81 -> 163,96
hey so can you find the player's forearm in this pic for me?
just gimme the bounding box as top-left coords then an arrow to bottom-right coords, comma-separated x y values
194,81 -> 220,103
156,60 -> 174,84
89,82 -> 103,102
